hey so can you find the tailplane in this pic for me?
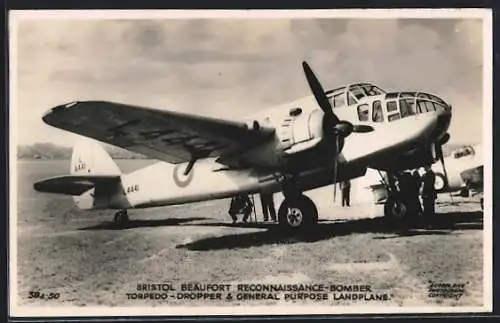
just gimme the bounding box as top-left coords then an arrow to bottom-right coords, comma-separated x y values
34,140 -> 127,210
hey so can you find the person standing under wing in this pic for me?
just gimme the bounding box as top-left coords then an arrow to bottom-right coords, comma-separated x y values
340,180 -> 351,207
260,192 -> 277,222
422,165 -> 437,225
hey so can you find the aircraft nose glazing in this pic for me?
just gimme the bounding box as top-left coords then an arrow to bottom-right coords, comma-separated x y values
383,92 -> 452,120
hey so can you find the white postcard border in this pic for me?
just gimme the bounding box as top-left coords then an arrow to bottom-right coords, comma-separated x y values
8,8 -> 493,317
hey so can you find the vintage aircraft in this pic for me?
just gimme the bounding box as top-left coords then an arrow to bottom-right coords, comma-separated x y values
34,62 -> 452,231
427,144 -> 483,195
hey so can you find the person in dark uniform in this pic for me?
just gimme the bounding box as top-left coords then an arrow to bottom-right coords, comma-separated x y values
228,195 -> 253,223
240,195 -> 253,223
396,171 -> 412,213
411,169 -> 423,216
422,166 -> 437,223
340,180 -> 351,207
228,196 -> 240,223
260,193 -> 277,222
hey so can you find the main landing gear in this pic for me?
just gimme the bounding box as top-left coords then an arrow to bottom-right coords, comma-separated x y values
384,195 -> 409,221
379,172 -> 412,225
277,179 -> 318,231
113,209 -> 129,225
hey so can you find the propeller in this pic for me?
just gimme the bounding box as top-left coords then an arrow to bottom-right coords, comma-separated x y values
302,61 -> 339,126
302,61 -> 374,136
333,136 -> 340,201
302,61 -> 374,202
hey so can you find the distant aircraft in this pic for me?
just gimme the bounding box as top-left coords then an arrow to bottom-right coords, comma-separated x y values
427,144 -> 483,196
34,62 -> 452,231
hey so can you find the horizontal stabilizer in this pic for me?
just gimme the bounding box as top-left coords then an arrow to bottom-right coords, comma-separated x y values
34,175 -> 120,196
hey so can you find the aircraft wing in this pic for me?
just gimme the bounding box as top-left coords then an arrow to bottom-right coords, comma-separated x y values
42,101 -> 275,164
34,175 -> 120,196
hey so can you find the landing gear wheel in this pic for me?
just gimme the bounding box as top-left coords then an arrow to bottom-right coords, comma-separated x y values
434,172 -> 447,192
113,210 -> 129,226
278,195 -> 318,232
384,197 -> 409,227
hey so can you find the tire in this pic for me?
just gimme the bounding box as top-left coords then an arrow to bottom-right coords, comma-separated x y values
122,211 -> 129,224
434,172 -> 448,193
384,196 -> 409,225
278,195 -> 318,231
114,210 -> 129,225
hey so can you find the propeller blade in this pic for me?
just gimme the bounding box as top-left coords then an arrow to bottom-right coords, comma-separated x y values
335,123 -> 373,136
333,136 -> 340,202
352,124 -> 375,133
439,132 -> 451,145
437,144 -> 449,186
302,61 -> 339,124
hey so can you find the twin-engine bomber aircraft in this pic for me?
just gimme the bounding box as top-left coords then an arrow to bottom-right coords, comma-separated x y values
34,62 -> 452,231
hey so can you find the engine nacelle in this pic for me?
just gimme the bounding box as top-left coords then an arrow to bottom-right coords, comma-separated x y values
238,108 -> 324,167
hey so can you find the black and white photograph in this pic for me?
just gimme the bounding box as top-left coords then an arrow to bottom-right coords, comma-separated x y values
9,9 -> 492,317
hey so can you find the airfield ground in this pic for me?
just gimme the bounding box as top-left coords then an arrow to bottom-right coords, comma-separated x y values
15,160 -> 485,309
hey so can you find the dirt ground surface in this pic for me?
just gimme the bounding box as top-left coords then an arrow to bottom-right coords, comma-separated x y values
14,160 -> 485,310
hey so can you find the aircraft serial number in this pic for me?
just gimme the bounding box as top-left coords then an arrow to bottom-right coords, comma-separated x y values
28,291 -> 61,300
73,162 -> 86,172
126,184 -> 140,193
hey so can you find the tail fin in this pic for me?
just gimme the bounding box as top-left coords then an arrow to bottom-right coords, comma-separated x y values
34,140 -> 126,210
70,140 -> 121,177
69,140 -> 126,210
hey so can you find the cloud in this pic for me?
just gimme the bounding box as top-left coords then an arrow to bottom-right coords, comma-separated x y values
15,17 -> 484,145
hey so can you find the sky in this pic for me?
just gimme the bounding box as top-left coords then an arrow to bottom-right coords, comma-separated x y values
13,14 -> 485,147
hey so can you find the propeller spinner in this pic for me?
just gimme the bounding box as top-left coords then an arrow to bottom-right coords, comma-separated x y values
302,61 -> 374,200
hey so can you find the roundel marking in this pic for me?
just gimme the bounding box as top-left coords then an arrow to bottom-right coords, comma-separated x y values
173,164 -> 194,188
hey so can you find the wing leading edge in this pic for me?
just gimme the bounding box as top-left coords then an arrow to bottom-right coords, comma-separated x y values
42,101 -> 275,164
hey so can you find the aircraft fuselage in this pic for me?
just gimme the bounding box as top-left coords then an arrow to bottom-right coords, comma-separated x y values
75,91 -> 452,210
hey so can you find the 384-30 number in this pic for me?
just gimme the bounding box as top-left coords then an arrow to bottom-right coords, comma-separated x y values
29,291 -> 60,300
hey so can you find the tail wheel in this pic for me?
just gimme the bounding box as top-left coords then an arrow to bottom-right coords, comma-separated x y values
278,195 -> 318,231
113,210 -> 129,225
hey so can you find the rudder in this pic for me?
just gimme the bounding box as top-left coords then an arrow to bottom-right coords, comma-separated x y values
70,140 -> 126,210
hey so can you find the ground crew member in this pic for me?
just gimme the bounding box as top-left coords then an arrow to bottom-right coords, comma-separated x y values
340,180 -> 351,207
422,166 -> 437,222
240,195 -> 253,223
411,169 -> 423,216
228,195 -> 253,223
228,196 -> 240,223
396,171 -> 413,215
260,193 -> 277,222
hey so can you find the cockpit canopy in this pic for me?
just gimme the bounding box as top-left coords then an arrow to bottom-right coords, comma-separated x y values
326,83 -> 386,108
453,145 -> 475,159
325,83 -> 450,124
